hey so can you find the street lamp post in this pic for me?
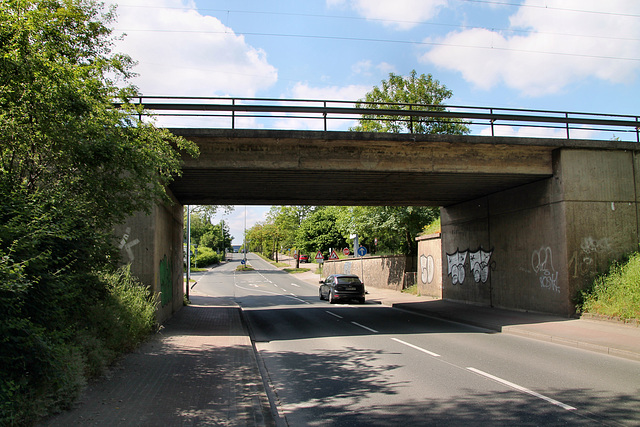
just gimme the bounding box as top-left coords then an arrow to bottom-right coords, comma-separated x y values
186,205 -> 190,301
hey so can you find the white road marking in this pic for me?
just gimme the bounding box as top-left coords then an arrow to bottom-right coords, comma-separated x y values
284,295 -> 310,304
326,311 -> 343,319
351,321 -> 379,333
290,283 -> 300,287
466,367 -> 577,411
392,338 -> 441,357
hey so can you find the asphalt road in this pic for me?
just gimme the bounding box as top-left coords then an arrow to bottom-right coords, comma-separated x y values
194,253 -> 640,426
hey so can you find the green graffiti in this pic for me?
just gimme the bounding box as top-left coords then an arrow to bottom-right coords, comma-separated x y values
160,254 -> 172,306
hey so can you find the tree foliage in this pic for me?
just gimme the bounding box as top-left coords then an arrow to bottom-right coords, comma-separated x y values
186,209 -> 233,254
0,0 -> 197,422
297,208 -> 346,257
352,70 -> 470,135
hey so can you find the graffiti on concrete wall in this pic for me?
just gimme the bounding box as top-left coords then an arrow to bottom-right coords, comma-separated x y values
531,246 -> 559,293
447,248 -> 493,285
420,254 -> 435,284
118,227 -> 140,263
160,254 -> 173,307
568,237 -> 612,279
469,249 -> 493,284
447,250 -> 467,285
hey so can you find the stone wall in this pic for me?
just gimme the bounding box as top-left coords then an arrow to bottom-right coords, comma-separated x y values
322,255 -> 411,291
416,233 -> 443,298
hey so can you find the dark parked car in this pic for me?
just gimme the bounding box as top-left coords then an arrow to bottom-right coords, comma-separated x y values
298,254 -> 310,263
319,274 -> 365,304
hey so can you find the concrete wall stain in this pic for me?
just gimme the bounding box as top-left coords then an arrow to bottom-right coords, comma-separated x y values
160,254 -> 173,307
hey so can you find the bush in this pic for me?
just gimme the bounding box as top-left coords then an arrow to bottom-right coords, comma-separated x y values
192,246 -> 220,268
578,251 -> 640,321
0,263 -> 158,426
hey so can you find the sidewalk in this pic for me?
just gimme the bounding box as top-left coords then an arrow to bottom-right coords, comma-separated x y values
293,267 -> 640,362
41,294 -> 274,427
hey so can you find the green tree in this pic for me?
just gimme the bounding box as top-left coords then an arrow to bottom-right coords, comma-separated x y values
330,206 -> 437,256
200,223 -> 233,253
297,208 -> 346,257
265,205 -> 316,263
343,71 -> 462,255
0,0 -> 197,422
352,70 -> 470,135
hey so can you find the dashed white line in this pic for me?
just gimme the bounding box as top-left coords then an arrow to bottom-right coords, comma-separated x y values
466,367 -> 577,411
351,321 -> 379,333
326,311 -> 343,319
290,283 -> 300,287
391,338 -> 441,357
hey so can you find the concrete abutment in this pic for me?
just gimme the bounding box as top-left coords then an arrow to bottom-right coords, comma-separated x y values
113,191 -> 184,324
440,148 -> 640,316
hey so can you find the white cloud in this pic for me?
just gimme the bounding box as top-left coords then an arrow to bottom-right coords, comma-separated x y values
105,0 -> 277,96
351,60 -> 397,76
421,0 -> 640,96
288,82 -> 369,101
267,83 -> 370,131
376,62 -> 397,75
327,0 -> 448,30
478,124 -> 603,140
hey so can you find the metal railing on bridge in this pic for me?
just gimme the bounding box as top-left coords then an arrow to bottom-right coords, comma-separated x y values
119,96 -> 640,142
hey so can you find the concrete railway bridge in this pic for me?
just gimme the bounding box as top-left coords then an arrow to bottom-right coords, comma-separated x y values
114,97 -> 640,321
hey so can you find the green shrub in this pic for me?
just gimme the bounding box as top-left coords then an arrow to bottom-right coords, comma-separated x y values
0,263 -> 158,426
578,251 -> 640,321
192,246 -> 220,268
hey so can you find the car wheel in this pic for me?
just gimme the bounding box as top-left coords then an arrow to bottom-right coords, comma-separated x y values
319,290 -> 324,300
359,298 -> 365,304
328,291 -> 334,304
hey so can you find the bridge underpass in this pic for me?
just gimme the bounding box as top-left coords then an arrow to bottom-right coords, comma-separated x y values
167,129 -> 560,206
113,100 -> 640,321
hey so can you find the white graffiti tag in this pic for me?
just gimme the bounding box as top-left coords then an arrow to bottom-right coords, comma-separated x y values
447,250 -> 468,285
118,227 -> 140,263
469,249 -> 493,284
531,247 -> 559,293
420,254 -> 435,284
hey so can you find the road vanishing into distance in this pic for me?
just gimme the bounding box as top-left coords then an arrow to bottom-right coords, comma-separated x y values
193,253 -> 640,426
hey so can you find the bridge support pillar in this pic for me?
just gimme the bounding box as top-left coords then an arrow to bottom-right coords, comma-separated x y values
441,148 -> 640,316
113,193 -> 184,324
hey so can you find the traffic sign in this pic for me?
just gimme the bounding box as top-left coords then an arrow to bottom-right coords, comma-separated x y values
329,249 -> 339,260
315,251 -> 324,260
241,259 -> 246,265
343,247 -> 350,256
357,246 -> 367,257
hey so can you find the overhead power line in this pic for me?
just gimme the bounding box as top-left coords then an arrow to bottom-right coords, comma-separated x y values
459,0 -> 640,18
111,4 -> 640,44
113,28 -> 640,63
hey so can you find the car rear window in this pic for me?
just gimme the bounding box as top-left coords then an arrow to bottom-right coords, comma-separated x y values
337,277 -> 361,285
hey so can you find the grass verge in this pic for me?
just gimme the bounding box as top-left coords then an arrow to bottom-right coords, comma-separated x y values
283,268 -> 311,274
401,284 -> 420,296
578,251 -> 640,322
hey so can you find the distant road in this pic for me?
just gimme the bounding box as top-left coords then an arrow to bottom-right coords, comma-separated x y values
195,253 -> 640,426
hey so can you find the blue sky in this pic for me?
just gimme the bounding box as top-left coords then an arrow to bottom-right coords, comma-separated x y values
105,0 -> 640,243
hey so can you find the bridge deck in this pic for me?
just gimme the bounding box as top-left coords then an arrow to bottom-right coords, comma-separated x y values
168,129 -> 637,206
